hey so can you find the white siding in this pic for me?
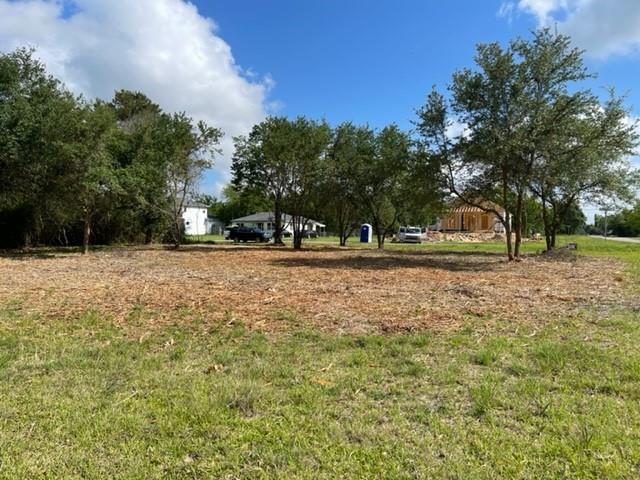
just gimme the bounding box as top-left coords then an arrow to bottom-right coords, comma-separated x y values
182,207 -> 208,235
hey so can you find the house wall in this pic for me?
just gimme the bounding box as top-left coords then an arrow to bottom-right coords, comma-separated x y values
440,211 -> 503,233
236,221 -> 293,234
182,207 -> 208,236
235,220 -> 322,234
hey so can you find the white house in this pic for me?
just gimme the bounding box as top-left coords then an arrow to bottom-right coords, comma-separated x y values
182,205 -> 209,236
231,212 -> 325,235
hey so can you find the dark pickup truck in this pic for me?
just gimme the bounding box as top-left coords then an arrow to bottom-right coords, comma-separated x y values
224,226 -> 271,243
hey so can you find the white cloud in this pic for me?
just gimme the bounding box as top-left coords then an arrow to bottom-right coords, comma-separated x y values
499,0 -> 640,58
445,120 -> 470,141
0,0 -> 273,194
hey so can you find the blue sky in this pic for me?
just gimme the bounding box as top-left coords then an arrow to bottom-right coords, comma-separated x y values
203,0 -> 640,222
200,0 -> 640,132
0,0 -> 639,221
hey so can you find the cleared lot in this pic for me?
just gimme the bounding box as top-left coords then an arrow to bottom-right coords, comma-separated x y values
1,239 -> 640,478
0,244 -> 630,334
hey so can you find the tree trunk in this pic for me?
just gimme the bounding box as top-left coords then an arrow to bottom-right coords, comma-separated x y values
503,210 -> 513,261
144,227 -> 153,244
375,228 -> 385,249
501,173 -> 513,261
172,219 -> 182,249
82,215 -> 91,255
513,192 -> 523,259
550,204 -> 558,249
338,217 -> 348,246
273,196 -> 284,245
540,195 -> 553,252
541,207 -> 552,251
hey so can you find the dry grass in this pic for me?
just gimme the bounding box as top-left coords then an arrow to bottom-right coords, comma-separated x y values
0,245 -> 629,334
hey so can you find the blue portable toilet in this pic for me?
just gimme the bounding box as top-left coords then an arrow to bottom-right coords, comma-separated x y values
360,223 -> 372,243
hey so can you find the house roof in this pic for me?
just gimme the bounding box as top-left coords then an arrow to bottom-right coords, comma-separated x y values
448,199 -> 504,214
232,212 -> 325,227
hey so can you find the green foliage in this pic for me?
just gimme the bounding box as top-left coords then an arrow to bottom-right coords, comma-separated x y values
0,47 -> 81,246
349,124 -> 442,248
0,48 -> 222,250
416,29 -> 639,258
321,122 -> 371,245
232,116 -> 331,248
594,203 -> 640,237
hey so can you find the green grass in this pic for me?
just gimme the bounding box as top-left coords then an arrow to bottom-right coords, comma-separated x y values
1,236 -> 639,478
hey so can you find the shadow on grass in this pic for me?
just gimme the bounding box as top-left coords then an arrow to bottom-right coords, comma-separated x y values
270,249 -> 507,272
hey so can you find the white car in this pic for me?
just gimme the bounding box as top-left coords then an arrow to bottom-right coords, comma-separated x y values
397,226 -> 423,243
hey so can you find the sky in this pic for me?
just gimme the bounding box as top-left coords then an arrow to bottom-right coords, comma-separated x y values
1,0 -> 639,221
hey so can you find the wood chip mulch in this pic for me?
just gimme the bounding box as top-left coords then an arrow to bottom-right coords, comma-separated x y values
0,245 -> 632,334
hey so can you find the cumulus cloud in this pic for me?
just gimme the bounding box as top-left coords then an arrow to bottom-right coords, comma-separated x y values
499,0 -> 640,59
0,0 -> 273,194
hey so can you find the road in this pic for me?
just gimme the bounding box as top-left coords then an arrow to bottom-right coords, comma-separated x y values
590,235 -> 640,244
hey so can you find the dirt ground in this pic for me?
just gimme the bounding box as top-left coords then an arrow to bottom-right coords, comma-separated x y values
0,245 -> 631,334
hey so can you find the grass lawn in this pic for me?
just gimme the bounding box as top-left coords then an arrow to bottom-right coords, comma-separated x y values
1,236 -> 639,478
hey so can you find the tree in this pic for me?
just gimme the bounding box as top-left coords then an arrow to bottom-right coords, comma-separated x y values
155,113 -> 223,247
594,202 -> 640,237
70,101 -> 120,254
350,125 -> 414,249
416,29 -> 638,259
206,184 -> 271,226
557,203 -> 587,235
530,94 -> 638,249
280,119 -> 331,249
320,123 -> 368,246
232,116 -> 331,249
108,90 -> 167,244
0,48 -> 224,249
0,48 -> 80,247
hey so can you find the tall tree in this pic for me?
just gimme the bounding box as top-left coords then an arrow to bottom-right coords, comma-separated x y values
351,125 -> 413,249
108,90 -> 167,243
156,113 -> 223,248
322,123 -> 370,246
70,101 -> 120,254
0,48 -> 80,247
530,94 -> 638,250
416,29 -> 638,259
232,116 -> 331,249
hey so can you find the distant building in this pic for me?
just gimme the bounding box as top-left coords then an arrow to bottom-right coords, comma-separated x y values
231,212 -> 325,236
207,217 -> 225,235
182,205 -> 209,236
436,200 -> 507,233
182,205 -> 224,235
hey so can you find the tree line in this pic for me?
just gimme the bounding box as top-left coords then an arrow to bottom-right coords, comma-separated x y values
231,118 -> 443,249
2,30 -> 638,259
592,203 -> 640,237
229,29 -> 637,257
0,48 -> 222,252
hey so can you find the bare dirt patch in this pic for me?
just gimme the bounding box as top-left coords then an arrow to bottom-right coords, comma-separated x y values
0,245 -> 629,334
